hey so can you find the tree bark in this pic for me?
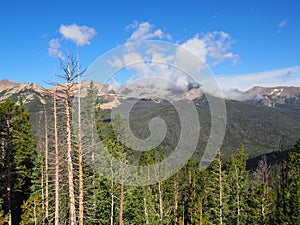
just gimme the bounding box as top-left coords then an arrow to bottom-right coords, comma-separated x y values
77,55 -> 84,225
235,164 -> 240,225
110,158 -> 114,225
53,78 -> 60,225
158,181 -> 164,225
174,175 -> 179,225
143,196 -> 149,225
219,153 -> 223,225
6,119 -> 12,225
44,108 -> 49,224
65,57 -> 77,225
119,167 -> 124,225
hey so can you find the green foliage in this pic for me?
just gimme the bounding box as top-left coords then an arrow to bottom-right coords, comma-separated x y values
19,195 -> 44,225
272,139 -> 300,224
204,151 -> 223,225
0,200 -> 9,225
2,87 -> 299,225
0,99 -> 36,225
223,145 -> 250,225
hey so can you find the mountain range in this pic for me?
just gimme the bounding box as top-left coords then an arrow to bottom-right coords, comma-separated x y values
1,78 -> 300,159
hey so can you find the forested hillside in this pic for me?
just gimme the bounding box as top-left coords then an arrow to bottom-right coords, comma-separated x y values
0,58 -> 299,225
0,98 -> 299,225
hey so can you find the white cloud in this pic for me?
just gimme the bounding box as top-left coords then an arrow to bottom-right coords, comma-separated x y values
202,31 -> 239,65
176,31 -> 239,71
277,19 -> 288,33
126,21 -> 171,42
181,35 -> 207,63
169,31 -> 238,90
120,24 -> 239,91
124,52 -> 155,84
59,23 -> 97,46
107,56 -> 123,68
217,66 -> 300,91
48,38 -> 65,60
108,77 -> 121,91
278,19 -> 288,29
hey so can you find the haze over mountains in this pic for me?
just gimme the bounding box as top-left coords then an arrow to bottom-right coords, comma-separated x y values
1,79 -> 300,107
1,78 -> 300,158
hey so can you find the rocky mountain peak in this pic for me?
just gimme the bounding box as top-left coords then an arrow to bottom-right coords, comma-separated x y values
0,79 -> 18,92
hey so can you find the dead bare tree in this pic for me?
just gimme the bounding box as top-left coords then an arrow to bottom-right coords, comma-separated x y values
76,48 -> 84,225
44,107 -> 49,224
57,52 -> 85,225
53,71 -> 60,225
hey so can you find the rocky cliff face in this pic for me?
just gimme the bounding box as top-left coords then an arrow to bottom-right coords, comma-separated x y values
244,86 -> 300,107
0,79 -> 18,92
224,86 -> 300,107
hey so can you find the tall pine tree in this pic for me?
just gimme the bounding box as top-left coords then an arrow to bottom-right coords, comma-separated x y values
0,99 -> 36,225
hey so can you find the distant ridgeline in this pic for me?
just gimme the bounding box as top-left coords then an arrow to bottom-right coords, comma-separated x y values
0,79 -> 300,160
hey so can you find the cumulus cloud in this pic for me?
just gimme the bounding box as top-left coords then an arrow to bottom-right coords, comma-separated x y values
168,31 -> 239,76
59,23 -> 97,46
115,23 -> 239,92
126,21 -> 171,42
217,66 -> 300,91
48,38 -> 65,60
124,52 -> 156,84
202,31 -> 239,65
181,35 -> 207,63
169,31 -> 238,90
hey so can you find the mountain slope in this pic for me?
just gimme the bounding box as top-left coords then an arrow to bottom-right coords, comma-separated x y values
0,80 -> 299,159
227,86 -> 300,107
0,79 -> 18,92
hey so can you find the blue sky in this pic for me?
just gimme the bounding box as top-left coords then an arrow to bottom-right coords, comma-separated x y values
0,0 -> 300,90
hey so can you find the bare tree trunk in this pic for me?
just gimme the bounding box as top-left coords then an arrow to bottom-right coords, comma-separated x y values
158,181 -> 164,225
77,48 -> 84,225
92,129 -> 96,218
66,93 -> 76,225
218,153 -> 223,225
174,175 -> 179,225
235,164 -> 240,225
143,166 -> 151,224
44,108 -> 49,224
1,136 -> 4,173
53,76 -> 60,225
34,198 -> 37,225
199,197 -> 203,225
6,119 -> 12,225
41,156 -> 44,212
143,196 -> 149,225
237,195 -> 240,225
110,191 -> 114,225
119,166 -> 124,225
65,56 -> 77,225
110,158 -> 114,225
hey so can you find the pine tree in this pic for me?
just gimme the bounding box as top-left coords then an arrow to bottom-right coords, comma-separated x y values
205,151 -> 223,225
285,139 -> 300,224
223,145 -> 250,225
81,81 -> 103,224
0,199 -> 9,225
273,139 -> 300,224
0,99 -> 36,225
247,155 -> 271,224
193,169 -> 210,225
